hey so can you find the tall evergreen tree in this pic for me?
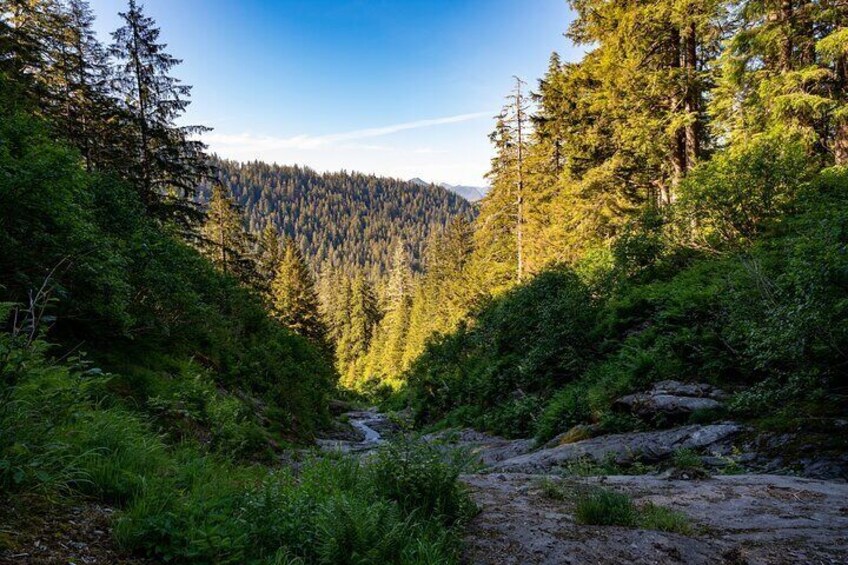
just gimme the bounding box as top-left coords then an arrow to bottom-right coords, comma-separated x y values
712,0 -> 847,163
53,0 -> 113,171
110,0 -> 209,221
200,185 -> 256,284
256,223 -> 284,290
271,238 -> 329,346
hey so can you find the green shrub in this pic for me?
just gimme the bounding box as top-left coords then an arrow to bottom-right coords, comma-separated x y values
407,268 -> 597,436
69,409 -> 168,504
677,131 -> 814,248
671,449 -> 703,472
535,384 -> 590,443
574,488 -> 636,526
368,440 -> 475,526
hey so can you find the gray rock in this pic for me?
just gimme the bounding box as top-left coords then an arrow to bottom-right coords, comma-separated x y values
462,472 -> 848,565
613,380 -> 727,422
490,423 -> 744,473
422,428 -> 536,466
651,379 -> 728,400
614,393 -> 722,418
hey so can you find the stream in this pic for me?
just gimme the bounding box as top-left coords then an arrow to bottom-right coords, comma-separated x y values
316,409 -> 390,454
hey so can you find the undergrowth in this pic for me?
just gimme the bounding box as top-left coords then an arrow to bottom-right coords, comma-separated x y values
0,331 -> 474,564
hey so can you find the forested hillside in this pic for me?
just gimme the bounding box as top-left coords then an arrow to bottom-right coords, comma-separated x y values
201,159 -> 474,276
379,0 -> 848,447
0,1 -> 472,562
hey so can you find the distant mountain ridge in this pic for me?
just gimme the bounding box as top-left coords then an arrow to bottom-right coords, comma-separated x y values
409,178 -> 489,202
199,160 -> 475,276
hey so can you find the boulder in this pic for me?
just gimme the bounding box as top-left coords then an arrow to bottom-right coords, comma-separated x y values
423,428 -> 536,467
490,423 -> 744,473
613,380 -> 726,422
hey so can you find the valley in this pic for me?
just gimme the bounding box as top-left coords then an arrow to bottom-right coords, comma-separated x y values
2,0 -> 847,564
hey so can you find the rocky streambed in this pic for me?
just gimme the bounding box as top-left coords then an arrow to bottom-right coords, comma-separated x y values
320,387 -> 848,564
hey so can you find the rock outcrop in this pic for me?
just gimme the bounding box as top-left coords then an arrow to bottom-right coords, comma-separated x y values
613,380 -> 727,422
490,423 -> 743,473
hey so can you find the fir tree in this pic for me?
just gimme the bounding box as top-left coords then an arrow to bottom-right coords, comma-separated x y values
54,0 -> 113,172
200,185 -> 256,284
271,238 -> 329,346
110,0 -> 209,221
256,223 -> 284,290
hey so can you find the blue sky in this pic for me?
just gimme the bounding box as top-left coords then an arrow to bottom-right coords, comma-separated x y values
89,0 -> 579,186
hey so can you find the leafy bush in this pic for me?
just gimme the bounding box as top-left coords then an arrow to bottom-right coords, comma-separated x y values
677,131 -> 814,248
407,268 -> 596,437
369,440 -> 475,525
535,384 -> 590,443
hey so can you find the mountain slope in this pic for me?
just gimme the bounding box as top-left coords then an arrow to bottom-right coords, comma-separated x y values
204,160 -> 475,275
410,177 -> 489,202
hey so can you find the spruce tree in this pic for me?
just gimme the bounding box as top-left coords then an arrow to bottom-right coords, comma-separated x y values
256,223 -> 284,290
53,0 -> 113,172
110,0 -> 209,221
200,185 -> 256,284
270,238 -> 329,345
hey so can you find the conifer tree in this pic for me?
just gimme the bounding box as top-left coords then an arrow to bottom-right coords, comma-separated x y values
256,223 -> 284,289
336,273 -> 380,385
53,0 -> 113,171
475,112 -> 520,293
110,0 -> 209,221
712,0 -> 847,163
478,77 -> 531,287
270,238 -> 329,345
200,185 -> 256,284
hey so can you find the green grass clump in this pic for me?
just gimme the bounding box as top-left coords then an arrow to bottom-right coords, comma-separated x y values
574,488 -> 692,535
574,488 -> 636,526
671,448 -> 704,472
638,503 -> 692,535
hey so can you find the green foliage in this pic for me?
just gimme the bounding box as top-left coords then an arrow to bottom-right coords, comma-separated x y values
574,488 -> 636,527
671,449 -> 703,473
677,132 -> 814,248
638,503 -> 692,535
406,162 -> 848,441
535,385 -> 591,444
0,98 -> 336,441
406,268 -> 596,437
1,333 -> 471,564
369,440 -> 476,526
574,488 -> 692,534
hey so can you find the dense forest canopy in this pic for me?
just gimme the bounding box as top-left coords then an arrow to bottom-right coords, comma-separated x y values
387,0 -> 848,444
200,158 -> 475,277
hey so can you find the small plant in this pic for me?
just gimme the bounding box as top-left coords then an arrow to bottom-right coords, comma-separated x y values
671,448 -> 703,471
574,488 -> 693,535
537,477 -> 569,501
638,503 -> 692,535
574,488 -> 636,526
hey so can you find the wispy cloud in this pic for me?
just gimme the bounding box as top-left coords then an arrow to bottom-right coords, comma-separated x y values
203,111 -> 490,151
202,111 -> 494,186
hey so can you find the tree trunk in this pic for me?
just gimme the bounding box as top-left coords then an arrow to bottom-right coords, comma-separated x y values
668,26 -> 685,203
780,0 -> 794,72
684,21 -> 701,169
836,56 -> 848,165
